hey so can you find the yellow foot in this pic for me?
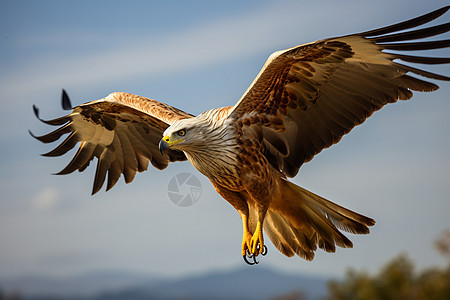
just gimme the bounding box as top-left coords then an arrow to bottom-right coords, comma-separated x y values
250,221 -> 264,254
241,231 -> 253,257
242,221 -> 267,265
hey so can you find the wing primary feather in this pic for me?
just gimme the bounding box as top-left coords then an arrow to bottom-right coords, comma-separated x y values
55,142 -> 95,175
395,62 -> 450,81
106,160 -> 122,191
41,131 -> 79,157
394,54 -> 450,65
32,105 -> 40,120
369,22 -> 450,43
116,129 -> 138,183
79,144 -> 103,172
379,39 -> 450,51
29,122 -> 73,143
360,6 -> 449,37
92,150 -> 113,195
32,105 -> 70,125
61,89 -> 72,110
399,75 -> 439,92
110,135 -> 124,172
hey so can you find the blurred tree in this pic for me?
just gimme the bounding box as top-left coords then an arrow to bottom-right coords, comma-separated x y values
435,230 -> 450,262
0,287 -> 22,300
325,230 -> 450,300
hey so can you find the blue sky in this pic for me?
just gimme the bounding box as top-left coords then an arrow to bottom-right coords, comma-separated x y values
1,0 -> 449,280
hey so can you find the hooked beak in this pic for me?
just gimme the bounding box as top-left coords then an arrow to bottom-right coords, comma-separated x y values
159,135 -> 184,154
159,135 -> 170,154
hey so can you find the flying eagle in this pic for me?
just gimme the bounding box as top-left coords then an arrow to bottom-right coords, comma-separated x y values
31,7 -> 450,265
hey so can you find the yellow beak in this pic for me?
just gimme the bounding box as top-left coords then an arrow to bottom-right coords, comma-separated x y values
159,135 -> 184,154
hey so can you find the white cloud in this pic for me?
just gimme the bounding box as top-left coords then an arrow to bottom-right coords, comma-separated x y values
31,187 -> 60,211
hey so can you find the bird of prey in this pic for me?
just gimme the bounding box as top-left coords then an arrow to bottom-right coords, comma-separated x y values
31,7 -> 450,265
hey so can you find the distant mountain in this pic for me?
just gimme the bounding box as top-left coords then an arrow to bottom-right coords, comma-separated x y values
0,271 -> 161,298
127,266 -> 329,300
1,267 -> 330,300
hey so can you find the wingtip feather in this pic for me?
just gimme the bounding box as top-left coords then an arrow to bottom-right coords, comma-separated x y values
62,89 -> 72,110
360,6 -> 450,37
32,104 -> 40,119
28,129 -> 37,139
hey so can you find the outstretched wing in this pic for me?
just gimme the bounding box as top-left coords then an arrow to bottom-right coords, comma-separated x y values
31,90 -> 193,194
230,6 -> 450,177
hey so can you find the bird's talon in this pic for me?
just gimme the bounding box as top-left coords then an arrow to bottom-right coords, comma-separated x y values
253,255 -> 259,264
243,254 -> 255,265
241,221 -> 265,265
245,249 -> 253,258
261,245 -> 268,256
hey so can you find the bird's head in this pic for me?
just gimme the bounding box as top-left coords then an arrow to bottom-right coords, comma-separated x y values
159,118 -> 204,154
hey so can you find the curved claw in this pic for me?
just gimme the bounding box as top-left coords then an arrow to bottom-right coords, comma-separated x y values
243,254 -> 256,265
254,244 -> 267,256
244,249 -> 261,265
243,248 -> 262,265
260,245 -> 268,256
245,248 -> 253,258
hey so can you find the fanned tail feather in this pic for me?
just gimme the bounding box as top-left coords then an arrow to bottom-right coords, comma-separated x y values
264,179 -> 375,260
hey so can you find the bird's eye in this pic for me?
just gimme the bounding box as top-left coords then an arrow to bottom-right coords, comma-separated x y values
177,129 -> 186,136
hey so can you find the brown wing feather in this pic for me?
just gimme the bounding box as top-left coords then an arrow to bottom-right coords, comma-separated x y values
31,92 -> 193,194
230,6 -> 450,177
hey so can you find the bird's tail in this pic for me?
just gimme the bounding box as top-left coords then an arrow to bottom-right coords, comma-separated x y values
264,179 -> 375,260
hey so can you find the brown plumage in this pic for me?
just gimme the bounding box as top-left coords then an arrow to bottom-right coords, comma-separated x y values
31,7 -> 450,264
